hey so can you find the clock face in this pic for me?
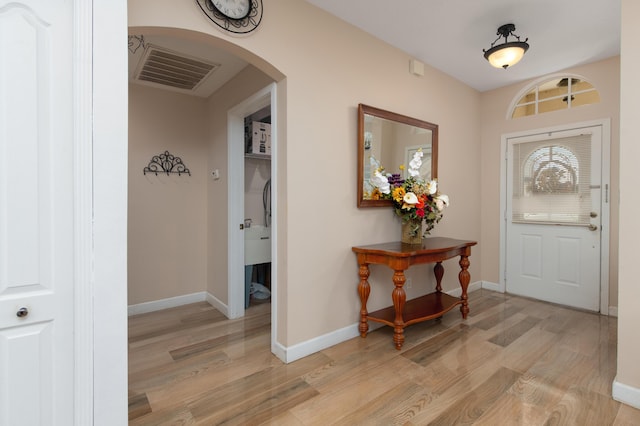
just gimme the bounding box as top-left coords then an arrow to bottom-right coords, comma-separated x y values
197,0 -> 263,34
211,0 -> 250,20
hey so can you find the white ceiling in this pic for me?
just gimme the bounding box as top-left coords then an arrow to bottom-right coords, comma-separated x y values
305,0 -> 621,92
128,0 -> 621,96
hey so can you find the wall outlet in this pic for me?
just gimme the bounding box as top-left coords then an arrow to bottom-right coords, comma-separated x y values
406,278 -> 412,289
211,169 -> 220,180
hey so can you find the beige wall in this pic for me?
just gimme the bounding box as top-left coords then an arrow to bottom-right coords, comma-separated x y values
128,84 -> 209,304
479,57 -> 620,305
129,0 -> 480,346
617,0 -> 640,394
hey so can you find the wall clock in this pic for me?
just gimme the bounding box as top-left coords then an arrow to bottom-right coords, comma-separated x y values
196,0 -> 263,34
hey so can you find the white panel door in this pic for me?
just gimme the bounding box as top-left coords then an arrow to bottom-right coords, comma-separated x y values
0,1 -> 74,425
506,126 -> 602,311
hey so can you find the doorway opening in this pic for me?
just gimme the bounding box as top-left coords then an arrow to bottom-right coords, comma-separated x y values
226,84 -> 278,352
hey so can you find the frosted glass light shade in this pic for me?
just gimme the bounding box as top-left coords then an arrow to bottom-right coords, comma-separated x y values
484,42 -> 529,69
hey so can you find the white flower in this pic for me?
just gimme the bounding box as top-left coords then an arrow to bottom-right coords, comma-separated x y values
435,194 -> 449,211
426,180 -> 438,195
371,170 -> 391,194
403,192 -> 419,205
408,151 -> 423,174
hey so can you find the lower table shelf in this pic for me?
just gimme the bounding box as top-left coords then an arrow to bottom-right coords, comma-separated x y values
367,292 -> 461,328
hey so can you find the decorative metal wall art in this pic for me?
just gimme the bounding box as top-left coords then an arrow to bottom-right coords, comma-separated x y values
128,35 -> 146,54
143,151 -> 191,176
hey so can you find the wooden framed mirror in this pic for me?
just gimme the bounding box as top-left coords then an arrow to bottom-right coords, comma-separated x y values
357,104 -> 438,207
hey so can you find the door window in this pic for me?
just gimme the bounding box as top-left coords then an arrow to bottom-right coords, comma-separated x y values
512,134 -> 592,225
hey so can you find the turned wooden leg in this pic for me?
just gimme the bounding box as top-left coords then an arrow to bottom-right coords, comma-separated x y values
391,270 -> 407,350
459,255 -> 471,319
434,262 -> 444,293
357,264 -> 371,337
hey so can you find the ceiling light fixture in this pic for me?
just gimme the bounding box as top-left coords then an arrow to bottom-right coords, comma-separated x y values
483,23 -> 529,69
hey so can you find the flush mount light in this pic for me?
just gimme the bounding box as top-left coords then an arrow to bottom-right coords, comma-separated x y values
483,23 -> 529,69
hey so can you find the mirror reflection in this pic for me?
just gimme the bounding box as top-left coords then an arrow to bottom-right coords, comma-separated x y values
357,104 -> 438,207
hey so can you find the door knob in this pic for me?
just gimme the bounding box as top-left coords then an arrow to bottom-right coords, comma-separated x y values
588,224 -> 598,231
16,307 -> 29,318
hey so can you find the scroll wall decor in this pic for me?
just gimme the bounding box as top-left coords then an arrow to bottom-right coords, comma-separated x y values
143,151 -> 191,176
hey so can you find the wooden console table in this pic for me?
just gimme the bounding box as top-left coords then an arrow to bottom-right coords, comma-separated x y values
352,237 -> 477,350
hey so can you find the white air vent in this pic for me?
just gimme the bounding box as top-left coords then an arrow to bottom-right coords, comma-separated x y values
134,44 -> 220,92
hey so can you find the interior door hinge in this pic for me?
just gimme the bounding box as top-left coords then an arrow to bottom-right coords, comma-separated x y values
605,184 -> 609,203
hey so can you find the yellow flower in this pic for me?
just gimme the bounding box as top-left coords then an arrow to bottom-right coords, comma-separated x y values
392,187 -> 406,203
399,164 -> 405,171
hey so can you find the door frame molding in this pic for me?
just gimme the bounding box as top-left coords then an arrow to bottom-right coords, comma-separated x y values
227,83 -> 280,356
74,0 -> 94,422
499,119 -> 611,314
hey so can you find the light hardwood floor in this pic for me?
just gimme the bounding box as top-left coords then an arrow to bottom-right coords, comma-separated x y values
128,290 -> 640,425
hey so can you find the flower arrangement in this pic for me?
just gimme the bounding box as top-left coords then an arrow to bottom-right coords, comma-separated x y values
369,149 -> 449,239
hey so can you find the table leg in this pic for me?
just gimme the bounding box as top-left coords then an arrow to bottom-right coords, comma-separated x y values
459,255 -> 471,318
434,262 -> 444,292
357,263 -> 370,337
392,269 -> 406,350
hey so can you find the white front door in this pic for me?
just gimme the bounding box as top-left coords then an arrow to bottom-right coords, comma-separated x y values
505,125 -> 603,311
0,1 -> 75,424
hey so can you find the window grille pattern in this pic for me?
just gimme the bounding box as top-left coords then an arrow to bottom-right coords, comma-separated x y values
511,77 -> 600,118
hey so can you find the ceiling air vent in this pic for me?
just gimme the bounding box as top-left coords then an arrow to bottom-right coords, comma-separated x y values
134,44 -> 220,92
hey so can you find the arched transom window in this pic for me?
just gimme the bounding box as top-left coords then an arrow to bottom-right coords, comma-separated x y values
511,76 -> 600,118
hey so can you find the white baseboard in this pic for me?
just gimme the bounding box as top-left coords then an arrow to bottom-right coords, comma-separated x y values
128,292 -> 207,316
481,281 -> 502,292
446,280 -> 482,297
279,321 -> 385,364
613,378 -> 640,409
206,292 -> 229,318
278,282 -> 482,364
278,324 -> 359,363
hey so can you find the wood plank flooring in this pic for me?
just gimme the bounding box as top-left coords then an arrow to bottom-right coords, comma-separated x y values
128,290 -> 640,425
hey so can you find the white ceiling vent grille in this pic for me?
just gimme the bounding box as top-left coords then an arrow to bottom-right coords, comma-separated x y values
134,45 -> 220,92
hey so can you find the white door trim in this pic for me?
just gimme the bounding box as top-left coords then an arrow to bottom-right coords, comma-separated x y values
73,0 -> 94,422
227,83 -> 280,358
499,119 -> 611,314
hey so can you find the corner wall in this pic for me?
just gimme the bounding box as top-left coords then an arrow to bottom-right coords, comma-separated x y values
614,0 -> 640,408
128,84 -> 209,305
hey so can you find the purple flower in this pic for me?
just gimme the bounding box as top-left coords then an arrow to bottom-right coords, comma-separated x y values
387,173 -> 405,186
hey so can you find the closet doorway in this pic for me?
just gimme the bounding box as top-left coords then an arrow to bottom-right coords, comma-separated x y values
227,83 -> 278,351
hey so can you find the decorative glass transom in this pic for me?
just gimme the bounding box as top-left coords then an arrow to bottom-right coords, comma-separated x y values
511,76 -> 600,119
